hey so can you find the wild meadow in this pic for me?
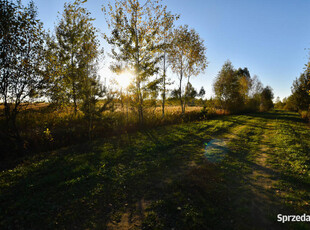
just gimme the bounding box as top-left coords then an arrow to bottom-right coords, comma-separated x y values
0,102 -> 223,164
1,0 -> 310,229
1,110 -> 310,229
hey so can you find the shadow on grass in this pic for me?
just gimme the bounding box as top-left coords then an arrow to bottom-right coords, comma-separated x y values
0,118 -> 237,229
250,110 -> 306,124
1,110 -> 309,229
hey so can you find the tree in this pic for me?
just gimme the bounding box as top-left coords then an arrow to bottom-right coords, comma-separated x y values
284,58 -> 310,112
260,86 -> 274,112
283,95 -> 297,111
104,0 -> 170,125
306,57 -> 310,96
184,82 -> 197,105
44,33 -> 68,107
274,96 -> 284,109
249,75 -> 263,98
290,71 -> 310,111
198,86 -> 205,97
235,67 -> 252,100
53,0 -> 101,115
168,25 -> 207,114
213,60 -> 243,112
235,67 -> 250,79
47,0 -> 105,137
0,0 -> 45,144
76,8 -> 104,139
157,12 -> 178,117
170,88 -> 180,100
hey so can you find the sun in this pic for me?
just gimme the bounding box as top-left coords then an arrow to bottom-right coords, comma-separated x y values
117,71 -> 133,89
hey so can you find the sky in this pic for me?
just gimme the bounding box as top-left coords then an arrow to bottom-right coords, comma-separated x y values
23,0 -> 310,99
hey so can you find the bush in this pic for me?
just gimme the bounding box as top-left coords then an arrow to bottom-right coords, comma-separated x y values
300,110 -> 310,121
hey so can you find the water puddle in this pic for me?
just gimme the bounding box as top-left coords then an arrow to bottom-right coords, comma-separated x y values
204,139 -> 229,163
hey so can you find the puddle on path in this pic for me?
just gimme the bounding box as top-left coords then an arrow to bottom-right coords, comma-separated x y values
204,139 -> 229,163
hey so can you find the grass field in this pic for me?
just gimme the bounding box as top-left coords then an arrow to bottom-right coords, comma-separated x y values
0,110 -> 309,229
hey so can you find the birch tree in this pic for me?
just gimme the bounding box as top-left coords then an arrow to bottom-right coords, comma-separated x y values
104,0 -> 170,125
54,0 -> 101,115
168,25 -> 207,114
158,12 -> 178,117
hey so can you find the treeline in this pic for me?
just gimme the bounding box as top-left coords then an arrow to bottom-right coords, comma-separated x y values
0,0 -> 207,147
0,0 -> 273,157
213,60 -> 274,113
275,61 -> 310,120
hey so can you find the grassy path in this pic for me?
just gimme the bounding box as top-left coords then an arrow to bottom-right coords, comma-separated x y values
222,111 -> 310,229
0,110 -> 310,229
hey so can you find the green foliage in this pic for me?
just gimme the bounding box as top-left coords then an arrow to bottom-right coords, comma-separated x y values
274,96 -> 284,109
155,11 -> 179,117
214,60 -> 244,112
43,128 -> 53,142
104,0 -> 172,125
168,25 -> 207,114
236,67 -> 252,100
285,59 -> 310,121
44,33 -> 68,107
48,0 -> 103,115
259,86 -> 274,112
213,62 -> 273,114
184,82 -> 198,106
198,86 -> 206,98
290,71 -> 310,111
0,0 -> 45,144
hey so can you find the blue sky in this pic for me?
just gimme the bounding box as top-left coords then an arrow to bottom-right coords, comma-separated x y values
24,0 -> 310,99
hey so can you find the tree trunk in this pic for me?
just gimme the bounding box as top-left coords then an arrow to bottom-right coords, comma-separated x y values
135,10 -> 143,127
126,90 -> 129,124
73,82 -> 77,115
183,76 -> 191,114
179,60 -> 184,114
6,108 -> 23,153
71,41 -> 77,116
139,96 -> 144,126
162,52 -> 166,118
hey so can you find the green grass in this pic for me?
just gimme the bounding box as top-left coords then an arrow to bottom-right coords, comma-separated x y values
1,110 -> 310,229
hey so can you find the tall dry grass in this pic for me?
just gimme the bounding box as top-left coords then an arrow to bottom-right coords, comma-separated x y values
0,103 -> 226,157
